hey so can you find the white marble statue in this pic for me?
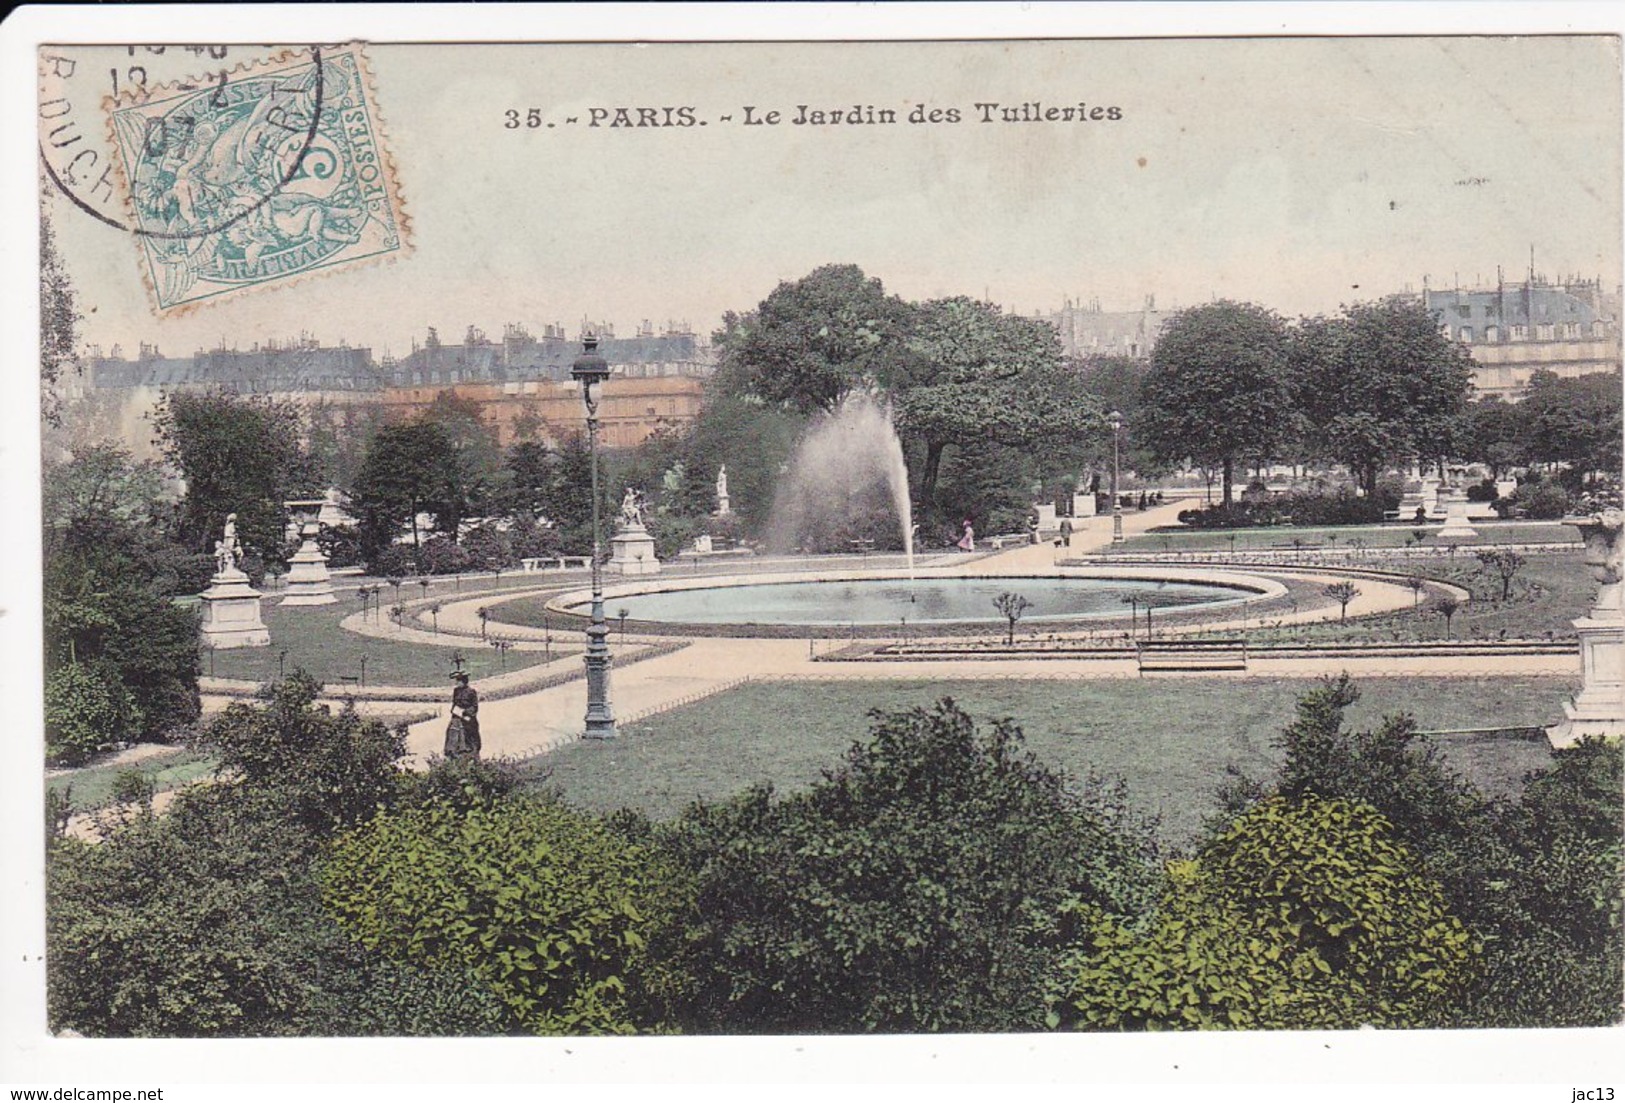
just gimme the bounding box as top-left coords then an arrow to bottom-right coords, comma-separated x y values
619,487 -> 645,529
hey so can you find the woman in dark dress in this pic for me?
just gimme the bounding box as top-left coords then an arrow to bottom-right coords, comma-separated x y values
447,671 -> 481,759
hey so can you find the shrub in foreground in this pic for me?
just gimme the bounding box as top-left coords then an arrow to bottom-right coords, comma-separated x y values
1062,796 -> 1475,1030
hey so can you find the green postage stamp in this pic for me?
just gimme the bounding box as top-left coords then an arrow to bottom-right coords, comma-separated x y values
103,43 -> 409,314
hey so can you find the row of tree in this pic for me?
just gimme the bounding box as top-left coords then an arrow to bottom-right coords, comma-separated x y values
47,675 -> 1623,1035
51,266 -> 1622,583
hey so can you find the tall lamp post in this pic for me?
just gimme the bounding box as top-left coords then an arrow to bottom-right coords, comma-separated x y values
1108,409 -> 1124,544
572,335 -> 615,739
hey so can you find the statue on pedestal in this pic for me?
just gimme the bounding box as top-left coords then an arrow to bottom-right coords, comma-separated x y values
619,487 -> 646,530
214,513 -> 243,576
609,486 -> 661,575
715,465 -> 731,516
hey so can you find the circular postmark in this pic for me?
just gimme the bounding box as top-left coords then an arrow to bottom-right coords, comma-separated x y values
39,44 -> 325,243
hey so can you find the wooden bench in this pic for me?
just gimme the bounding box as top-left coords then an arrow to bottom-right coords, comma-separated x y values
1137,639 -> 1248,672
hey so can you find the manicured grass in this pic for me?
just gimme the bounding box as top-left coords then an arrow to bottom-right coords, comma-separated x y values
46,747 -> 216,811
1110,521 -> 1579,555
1233,551 -> 1593,643
529,676 -> 1568,844
207,600 -> 566,688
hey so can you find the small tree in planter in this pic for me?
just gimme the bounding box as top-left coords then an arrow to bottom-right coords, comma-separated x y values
1406,576 -> 1427,608
992,591 -> 1032,646
1324,581 -> 1360,623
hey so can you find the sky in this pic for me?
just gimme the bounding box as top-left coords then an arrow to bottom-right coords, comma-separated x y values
41,34 -> 1622,359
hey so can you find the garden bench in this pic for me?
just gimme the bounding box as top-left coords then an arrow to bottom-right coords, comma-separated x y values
1136,638 -> 1248,672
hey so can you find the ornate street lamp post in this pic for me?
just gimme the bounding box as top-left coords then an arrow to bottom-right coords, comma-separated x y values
572,335 -> 615,739
1108,409 -> 1124,544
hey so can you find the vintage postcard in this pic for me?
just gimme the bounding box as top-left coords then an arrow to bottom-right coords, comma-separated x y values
6,3 -> 1624,1095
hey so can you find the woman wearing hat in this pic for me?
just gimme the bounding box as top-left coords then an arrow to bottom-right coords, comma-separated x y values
445,670 -> 481,759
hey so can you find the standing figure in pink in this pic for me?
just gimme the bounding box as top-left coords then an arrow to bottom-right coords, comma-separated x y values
957,519 -> 975,552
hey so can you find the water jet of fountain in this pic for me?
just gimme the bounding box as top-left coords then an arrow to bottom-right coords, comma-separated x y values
767,391 -> 914,574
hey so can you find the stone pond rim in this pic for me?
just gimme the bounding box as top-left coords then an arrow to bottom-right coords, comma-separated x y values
538,568 -> 1287,631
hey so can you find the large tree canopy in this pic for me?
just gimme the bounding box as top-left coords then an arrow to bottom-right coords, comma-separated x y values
1518,369 -> 1623,484
715,264 -> 916,415
152,390 -> 319,564
1292,300 -> 1477,494
893,296 -> 1100,508
1137,301 -> 1297,507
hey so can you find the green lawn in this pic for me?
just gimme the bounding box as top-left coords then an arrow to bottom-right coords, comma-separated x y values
46,747 -> 216,811
207,600 -> 567,688
1110,521 -> 1579,555
529,676 -> 1568,844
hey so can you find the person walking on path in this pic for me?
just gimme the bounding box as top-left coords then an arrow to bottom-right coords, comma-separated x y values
445,670 -> 482,759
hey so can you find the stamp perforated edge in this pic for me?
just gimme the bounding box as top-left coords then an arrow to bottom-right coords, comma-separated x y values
98,41 -> 413,318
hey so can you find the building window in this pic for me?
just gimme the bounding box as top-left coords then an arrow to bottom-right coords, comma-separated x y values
1485,325 -> 1499,343
1593,321 -> 1606,337
1511,325 -> 1527,340
1455,304 -> 1472,318
1562,322 -> 1580,339
1536,323 -> 1555,340
1459,327 -> 1473,343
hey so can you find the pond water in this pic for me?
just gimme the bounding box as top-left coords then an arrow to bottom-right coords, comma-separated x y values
594,576 -> 1256,627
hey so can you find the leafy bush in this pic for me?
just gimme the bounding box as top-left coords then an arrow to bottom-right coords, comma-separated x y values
48,786 -> 512,1037
1469,737 -> 1623,1027
318,524 -> 364,569
366,543 -> 420,579
421,535 -> 473,576
1176,487 -> 1397,529
1521,481 -> 1573,520
1465,478 -> 1499,503
44,661 -> 143,766
658,699 -> 1162,1033
1063,796 -> 1474,1030
460,524 -> 515,571
201,672 -> 404,834
321,795 -> 693,1035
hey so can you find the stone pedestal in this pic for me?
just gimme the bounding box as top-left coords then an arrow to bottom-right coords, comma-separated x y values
1436,490 -> 1478,541
1072,492 -> 1097,518
1034,503 -> 1059,533
715,493 -> 731,517
1547,618 -> 1625,747
1548,511 -> 1624,748
280,522 -> 336,606
609,523 -> 661,575
199,569 -> 270,649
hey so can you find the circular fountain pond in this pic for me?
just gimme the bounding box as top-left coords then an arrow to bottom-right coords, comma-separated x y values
554,571 -> 1279,629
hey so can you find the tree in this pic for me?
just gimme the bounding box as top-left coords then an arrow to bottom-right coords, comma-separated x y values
893,297 -> 1099,510
716,264 -> 916,415
1138,302 -> 1296,507
152,390 -> 319,564
1475,547 -> 1526,602
41,212 -> 82,427
43,446 -> 202,742
1519,369 -> 1624,486
350,419 -> 460,561
1292,300 -> 1476,496
1455,396 -> 1527,480
1064,796 -> 1474,1030
1437,595 -> 1461,638
992,591 -> 1032,646
321,795 -> 694,1035
1324,580 -> 1359,622
660,699 -> 1161,1033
